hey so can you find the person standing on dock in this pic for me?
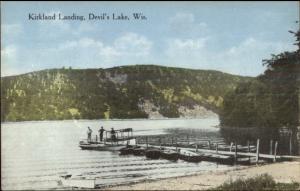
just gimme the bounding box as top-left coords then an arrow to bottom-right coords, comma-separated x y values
111,128 -> 116,142
99,126 -> 105,142
87,127 -> 92,142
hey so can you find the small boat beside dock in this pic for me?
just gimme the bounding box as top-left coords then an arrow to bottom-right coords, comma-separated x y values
79,128 -> 136,151
178,150 -> 202,163
160,149 -> 179,161
145,149 -> 161,159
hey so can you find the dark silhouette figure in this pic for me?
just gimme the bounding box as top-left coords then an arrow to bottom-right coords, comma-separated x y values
111,128 -> 116,142
87,127 -> 92,142
99,126 -> 105,142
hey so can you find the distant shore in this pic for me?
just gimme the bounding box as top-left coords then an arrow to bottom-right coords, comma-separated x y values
107,161 -> 300,190
1,116 -> 219,124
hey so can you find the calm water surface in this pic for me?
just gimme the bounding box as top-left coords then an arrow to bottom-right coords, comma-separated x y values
1,117 -> 236,190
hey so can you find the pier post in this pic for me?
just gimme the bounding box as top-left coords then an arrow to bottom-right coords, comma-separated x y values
208,140 -> 211,149
216,143 -> 218,153
247,141 -> 250,152
270,140 -> 273,155
234,142 -> 238,163
146,137 -> 148,149
159,138 -> 162,150
247,140 -> 251,161
230,142 -> 233,152
196,144 -> 198,152
256,139 -> 260,164
274,141 -> 278,162
289,131 -> 293,155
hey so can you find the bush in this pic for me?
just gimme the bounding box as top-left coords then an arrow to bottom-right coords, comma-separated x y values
215,174 -> 299,191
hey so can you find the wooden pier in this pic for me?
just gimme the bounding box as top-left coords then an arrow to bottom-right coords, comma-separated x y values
120,135 -> 300,165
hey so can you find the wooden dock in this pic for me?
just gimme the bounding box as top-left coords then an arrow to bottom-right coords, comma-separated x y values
131,136 -> 300,164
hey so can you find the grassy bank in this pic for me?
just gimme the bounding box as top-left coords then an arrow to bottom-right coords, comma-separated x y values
215,174 -> 300,190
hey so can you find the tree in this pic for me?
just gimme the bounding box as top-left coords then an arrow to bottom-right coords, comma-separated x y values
220,30 -> 300,154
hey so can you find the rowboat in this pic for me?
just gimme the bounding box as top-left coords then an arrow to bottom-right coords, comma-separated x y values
160,150 -> 179,161
145,149 -> 161,159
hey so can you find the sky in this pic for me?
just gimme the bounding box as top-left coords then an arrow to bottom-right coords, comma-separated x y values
1,1 -> 299,77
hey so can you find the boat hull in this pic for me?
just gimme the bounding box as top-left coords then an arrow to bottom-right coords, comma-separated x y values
145,150 -> 161,159
79,143 -> 124,151
79,139 -> 136,151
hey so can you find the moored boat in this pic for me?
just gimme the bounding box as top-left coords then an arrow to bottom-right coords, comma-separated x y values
79,128 -> 136,151
145,149 -> 161,159
160,150 -> 179,161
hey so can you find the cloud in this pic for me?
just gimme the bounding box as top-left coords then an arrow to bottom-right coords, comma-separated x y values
2,24 -> 23,36
2,24 -> 23,44
165,38 -> 209,69
168,38 -> 207,50
1,32 -> 153,76
55,32 -> 152,64
1,45 -> 17,58
217,37 -> 296,75
114,33 -> 152,57
169,13 -> 208,37
1,45 -> 19,76
164,37 -> 296,76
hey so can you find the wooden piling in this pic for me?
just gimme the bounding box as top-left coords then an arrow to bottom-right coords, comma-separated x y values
247,141 -> 250,152
247,140 -> 251,161
289,131 -> 293,155
270,140 -> 273,155
256,139 -> 260,164
234,142 -> 238,163
274,141 -> 278,162
216,143 -> 219,153
208,140 -> 211,149
230,142 -> 233,152
159,138 -> 162,149
146,137 -> 149,149
195,144 -> 198,152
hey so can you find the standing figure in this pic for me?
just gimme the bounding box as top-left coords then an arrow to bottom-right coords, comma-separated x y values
87,127 -> 92,142
111,128 -> 116,142
98,126 -> 105,142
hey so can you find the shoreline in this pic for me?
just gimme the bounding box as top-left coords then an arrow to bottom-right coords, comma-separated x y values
1,116 -> 219,124
107,161 -> 300,190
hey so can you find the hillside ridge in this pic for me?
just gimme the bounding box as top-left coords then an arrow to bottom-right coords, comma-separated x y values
1,65 -> 252,121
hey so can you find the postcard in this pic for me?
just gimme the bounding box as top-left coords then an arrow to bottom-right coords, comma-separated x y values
1,1 -> 299,190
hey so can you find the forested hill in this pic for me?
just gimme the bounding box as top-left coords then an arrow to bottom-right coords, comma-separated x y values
1,65 -> 252,121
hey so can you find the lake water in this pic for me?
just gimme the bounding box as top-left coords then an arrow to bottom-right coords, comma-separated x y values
1,117 -> 237,190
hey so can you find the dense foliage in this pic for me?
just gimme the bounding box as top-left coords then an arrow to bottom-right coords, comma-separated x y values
220,31 -> 300,153
1,65 -> 250,121
215,174 -> 300,190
